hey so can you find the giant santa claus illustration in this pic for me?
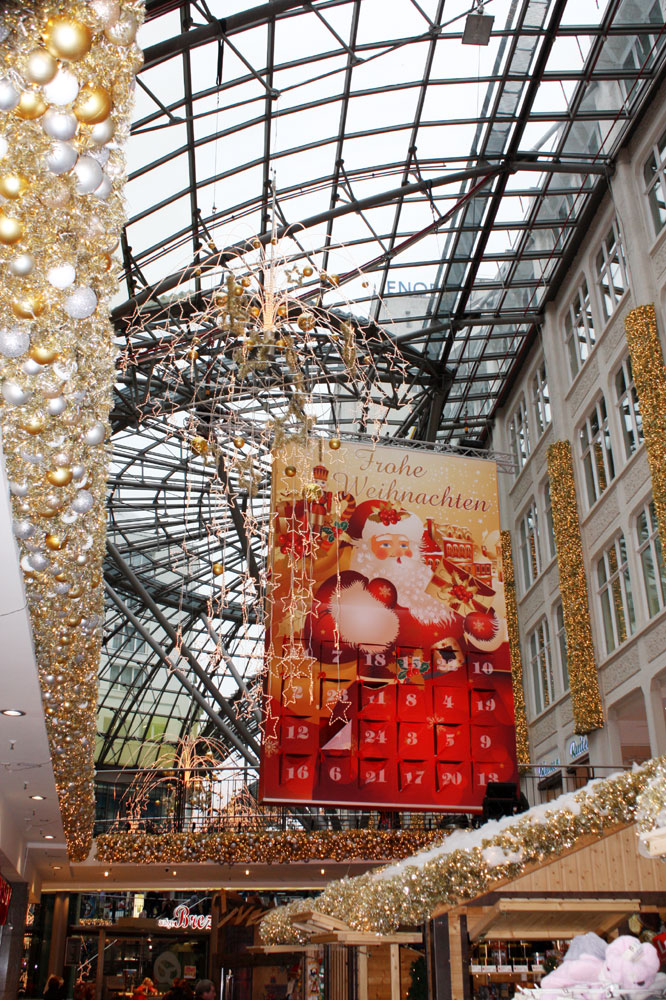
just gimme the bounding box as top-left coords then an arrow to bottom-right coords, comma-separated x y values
304,499 -> 501,673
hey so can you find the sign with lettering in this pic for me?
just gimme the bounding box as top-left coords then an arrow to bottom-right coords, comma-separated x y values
157,905 -> 211,931
568,734 -> 589,761
260,441 -> 517,811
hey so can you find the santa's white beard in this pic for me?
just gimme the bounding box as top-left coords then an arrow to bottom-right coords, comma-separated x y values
350,543 -> 456,626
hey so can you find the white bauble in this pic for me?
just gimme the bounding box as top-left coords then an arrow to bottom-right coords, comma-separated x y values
25,49 -> 58,85
90,118 -> 114,145
64,287 -> 97,319
47,263 -> 76,289
89,147 -> 110,166
28,551 -> 49,572
13,520 -> 34,539
0,79 -> 19,111
22,359 -> 43,376
71,490 -> 94,513
46,141 -> 77,176
8,253 -> 35,277
0,327 -> 29,357
104,11 -> 137,44
42,109 -> 78,141
47,396 -> 67,416
2,381 -> 31,405
71,464 -> 86,480
93,174 -> 112,199
0,136 -> 8,157
43,70 -> 79,106
9,481 -> 29,498
74,155 -> 102,194
19,448 -> 44,465
90,0 -> 120,25
83,422 -> 105,445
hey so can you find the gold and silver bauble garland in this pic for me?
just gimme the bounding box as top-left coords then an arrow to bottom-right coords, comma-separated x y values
500,530 -> 529,769
260,756 -> 662,943
95,827 -> 444,866
546,440 -> 603,734
636,758 -> 666,857
0,1 -> 143,861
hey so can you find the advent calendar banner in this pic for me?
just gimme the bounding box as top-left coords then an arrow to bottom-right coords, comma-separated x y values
259,440 -> 517,811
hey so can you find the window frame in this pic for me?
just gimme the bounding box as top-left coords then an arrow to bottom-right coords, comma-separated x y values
643,126 -> 666,237
531,360 -> 551,437
528,617 -> 555,717
554,601 -> 569,692
614,356 -> 643,460
518,499 -> 541,593
635,499 -> 666,619
596,532 -> 636,655
578,394 -> 615,509
508,393 -> 530,474
564,277 -> 596,379
595,219 -> 628,323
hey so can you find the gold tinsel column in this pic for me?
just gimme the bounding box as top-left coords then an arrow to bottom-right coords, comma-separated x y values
546,441 -> 603,734
625,305 -> 666,556
0,2 -> 143,860
500,530 -> 529,767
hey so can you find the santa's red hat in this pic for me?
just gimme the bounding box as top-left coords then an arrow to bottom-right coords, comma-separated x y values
347,500 -> 425,543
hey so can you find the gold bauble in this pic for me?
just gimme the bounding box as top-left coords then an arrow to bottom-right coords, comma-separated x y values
91,572 -> 101,588
16,90 -> 47,120
99,252 -> 113,272
20,414 -> 46,435
329,438 -> 341,450
303,266 -> 314,277
73,84 -> 113,125
212,562 -> 225,576
186,349 -> 198,360
66,615 -> 82,626
297,313 -> 315,332
240,276 -> 251,288
285,465 -> 297,478
54,572 -> 68,582
277,304 -> 287,318
36,507 -> 60,518
12,295 -> 45,319
44,18 -> 92,61
45,533 -> 66,551
0,214 -> 24,245
191,436 -> 209,455
232,285 -> 244,297
25,49 -> 59,85
46,467 -> 73,487
67,586 -> 84,599
0,174 -> 29,199
29,344 -> 59,365
233,436 -> 245,448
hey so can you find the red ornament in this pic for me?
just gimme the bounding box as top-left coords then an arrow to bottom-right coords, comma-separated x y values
463,609 -> 499,642
366,577 -> 398,607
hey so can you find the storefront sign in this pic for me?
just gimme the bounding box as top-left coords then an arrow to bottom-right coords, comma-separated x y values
536,759 -> 560,779
157,905 -> 211,931
568,734 -> 589,761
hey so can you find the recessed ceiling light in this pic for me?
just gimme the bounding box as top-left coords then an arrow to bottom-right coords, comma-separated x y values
43,834 -> 55,840
171,870 -> 177,876
1,709 -> 25,717
30,794 -> 46,801
245,869 -> 250,876
103,870 -> 110,877
320,868 -> 325,875
52,866 -> 61,871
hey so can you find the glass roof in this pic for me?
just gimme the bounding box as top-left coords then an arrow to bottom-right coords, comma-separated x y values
98,0 -> 666,770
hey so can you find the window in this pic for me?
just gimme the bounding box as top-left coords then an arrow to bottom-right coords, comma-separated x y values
615,357 -> 643,459
554,602 -> 569,691
596,220 -> 627,322
597,533 -> 636,654
532,361 -> 551,436
518,501 -> 540,591
509,394 -> 530,472
579,396 -> 615,507
643,127 -> 666,235
636,501 -> 666,617
564,279 -> 596,378
543,480 -> 556,561
528,619 -> 554,716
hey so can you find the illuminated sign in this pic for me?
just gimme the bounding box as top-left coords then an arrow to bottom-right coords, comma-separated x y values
568,734 -> 589,761
260,441 -> 517,812
157,905 -> 211,931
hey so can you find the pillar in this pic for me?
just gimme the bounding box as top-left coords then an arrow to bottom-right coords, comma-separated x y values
0,880 -> 28,1000
47,893 -> 70,978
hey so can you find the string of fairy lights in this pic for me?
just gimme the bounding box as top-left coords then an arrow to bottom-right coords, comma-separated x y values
0,0 -> 144,860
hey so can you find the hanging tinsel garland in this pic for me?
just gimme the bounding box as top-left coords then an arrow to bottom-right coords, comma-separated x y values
0,1 -> 144,860
500,530 -> 529,768
546,441 -> 603,734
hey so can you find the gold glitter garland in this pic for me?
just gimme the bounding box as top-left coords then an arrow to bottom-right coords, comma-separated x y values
0,2 -> 143,860
500,530 -> 529,767
96,828 -> 445,865
624,305 -> 666,561
546,441 -> 603,733
260,757 -> 661,944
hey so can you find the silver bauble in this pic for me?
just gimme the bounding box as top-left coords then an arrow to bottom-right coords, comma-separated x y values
46,141 -> 77,176
83,422 -> 105,445
0,327 -> 29,357
47,264 -> 76,289
13,520 -> 35,539
19,448 -> 44,465
71,490 -> 94,514
42,109 -> 78,141
61,511 -> 77,524
8,253 -> 35,277
47,396 -> 67,416
74,155 -> 103,194
54,581 -> 71,594
2,380 -> 31,405
90,118 -> 114,145
25,49 -> 58,85
28,552 -> 49,572
0,79 -> 19,111
22,359 -> 43,376
64,287 -> 97,319
71,464 -> 86,480
93,174 -> 112,199
43,69 -> 79,106
8,481 -> 29,498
